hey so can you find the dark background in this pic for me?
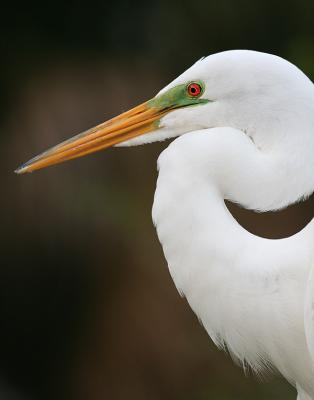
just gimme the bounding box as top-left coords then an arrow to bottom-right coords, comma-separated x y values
1,1 -> 314,399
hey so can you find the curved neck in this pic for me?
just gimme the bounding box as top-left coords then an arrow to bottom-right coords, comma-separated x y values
153,127 -> 314,265
161,127 -> 314,212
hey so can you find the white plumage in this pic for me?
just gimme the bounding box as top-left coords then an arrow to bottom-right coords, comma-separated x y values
153,128 -> 314,398
17,50 -> 314,399
147,51 -> 314,399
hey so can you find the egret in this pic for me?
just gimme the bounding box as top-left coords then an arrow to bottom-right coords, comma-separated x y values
16,50 -> 314,399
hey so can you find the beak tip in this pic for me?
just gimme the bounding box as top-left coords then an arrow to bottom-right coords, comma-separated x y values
14,164 -> 30,174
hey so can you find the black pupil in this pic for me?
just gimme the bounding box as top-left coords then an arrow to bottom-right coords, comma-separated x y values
191,86 -> 196,93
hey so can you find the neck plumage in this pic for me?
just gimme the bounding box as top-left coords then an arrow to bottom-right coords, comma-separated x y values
152,126 -> 314,291
152,126 -> 314,379
171,126 -> 314,212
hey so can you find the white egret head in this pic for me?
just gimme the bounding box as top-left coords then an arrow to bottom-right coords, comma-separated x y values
15,50 -> 314,174
127,50 -> 314,151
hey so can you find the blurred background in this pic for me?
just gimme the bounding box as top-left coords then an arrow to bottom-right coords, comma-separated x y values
1,1 -> 314,399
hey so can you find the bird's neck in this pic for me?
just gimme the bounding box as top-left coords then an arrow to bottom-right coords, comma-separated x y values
177,127 -> 314,212
153,160 -> 235,295
152,127 -> 314,292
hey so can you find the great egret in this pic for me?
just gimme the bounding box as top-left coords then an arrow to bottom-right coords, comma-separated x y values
16,50 -> 314,400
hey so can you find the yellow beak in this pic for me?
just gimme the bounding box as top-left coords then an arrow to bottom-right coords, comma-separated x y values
15,101 -> 166,174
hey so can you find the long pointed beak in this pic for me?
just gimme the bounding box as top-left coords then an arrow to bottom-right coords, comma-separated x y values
15,100 -> 166,174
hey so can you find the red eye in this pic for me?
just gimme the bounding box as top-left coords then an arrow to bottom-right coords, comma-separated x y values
187,82 -> 202,97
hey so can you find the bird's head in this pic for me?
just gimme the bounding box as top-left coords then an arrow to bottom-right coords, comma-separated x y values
15,50 -> 314,174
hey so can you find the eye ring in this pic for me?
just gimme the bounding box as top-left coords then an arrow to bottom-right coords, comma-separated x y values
187,82 -> 202,97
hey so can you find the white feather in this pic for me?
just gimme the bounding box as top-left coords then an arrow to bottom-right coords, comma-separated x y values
147,51 -> 314,399
118,50 -> 314,398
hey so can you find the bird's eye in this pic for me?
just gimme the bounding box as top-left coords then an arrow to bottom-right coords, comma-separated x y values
187,82 -> 202,97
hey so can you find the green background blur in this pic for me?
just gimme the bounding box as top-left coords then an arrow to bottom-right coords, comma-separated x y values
2,1 -> 314,399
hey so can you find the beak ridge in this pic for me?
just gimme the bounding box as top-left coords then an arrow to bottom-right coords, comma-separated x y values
15,101 -> 165,174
